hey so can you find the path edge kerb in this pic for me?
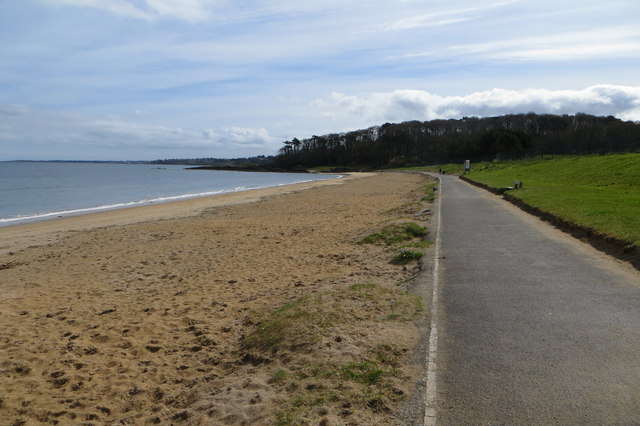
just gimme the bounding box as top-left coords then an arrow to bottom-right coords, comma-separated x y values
459,175 -> 640,271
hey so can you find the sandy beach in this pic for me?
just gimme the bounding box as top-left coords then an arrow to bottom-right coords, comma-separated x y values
0,172 -> 433,425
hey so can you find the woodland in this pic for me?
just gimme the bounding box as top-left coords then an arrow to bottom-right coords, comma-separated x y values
274,113 -> 640,169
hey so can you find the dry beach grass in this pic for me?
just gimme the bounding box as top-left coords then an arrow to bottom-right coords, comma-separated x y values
0,172 -> 433,425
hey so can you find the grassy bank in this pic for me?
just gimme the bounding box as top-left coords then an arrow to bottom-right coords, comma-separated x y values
413,154 -> 640,247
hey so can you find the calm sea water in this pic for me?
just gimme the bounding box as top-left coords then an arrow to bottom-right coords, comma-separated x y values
0,162 -> 339,226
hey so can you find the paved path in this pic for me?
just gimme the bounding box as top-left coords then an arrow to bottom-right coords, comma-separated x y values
431,175 -> 640,424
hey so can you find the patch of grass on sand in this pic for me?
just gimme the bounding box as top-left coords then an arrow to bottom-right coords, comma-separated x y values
241,295 -> 337,352
420,182 -> 439,202
243,284 -> 423,354
390,250 -> 424,264
359,220 -> 429,265
340,361 -> 386,385
244,283 -> 423,425
399,240 -> 433,249
270,368 -> 288,384
273,352 -> 405,426
358,199 -> 437,265
358,222 -> 427,246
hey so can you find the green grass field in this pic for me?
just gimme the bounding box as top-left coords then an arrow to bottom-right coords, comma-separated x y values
411,154 -> 640,245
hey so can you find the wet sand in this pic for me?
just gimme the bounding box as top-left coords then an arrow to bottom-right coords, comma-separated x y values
0,172 -> 431,425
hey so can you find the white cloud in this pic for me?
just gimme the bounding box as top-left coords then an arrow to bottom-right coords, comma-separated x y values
0,106 -> 275,158
39,0 -> 215,22
404,26 -> 640,62
145,0 -> 213,22
310,85 -> 640,125
38,0 -> 381,23
203,127 -> 274,146
498,42 -> 640,62
379,0 -> 518,31
380,16 -> 472,31
221,127 -> 273,146
41,0 -> 154,20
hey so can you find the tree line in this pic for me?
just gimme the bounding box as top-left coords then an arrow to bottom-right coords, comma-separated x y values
274,113 -> 640,169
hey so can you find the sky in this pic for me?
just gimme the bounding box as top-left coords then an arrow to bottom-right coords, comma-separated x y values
1,0 -> 639,161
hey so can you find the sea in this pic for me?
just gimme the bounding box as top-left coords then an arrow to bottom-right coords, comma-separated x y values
0,162 -> 340,226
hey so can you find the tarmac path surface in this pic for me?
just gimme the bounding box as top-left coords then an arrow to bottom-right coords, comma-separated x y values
430,174 -> 640,425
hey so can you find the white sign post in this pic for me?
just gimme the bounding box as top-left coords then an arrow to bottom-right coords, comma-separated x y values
464,160 -> 471,172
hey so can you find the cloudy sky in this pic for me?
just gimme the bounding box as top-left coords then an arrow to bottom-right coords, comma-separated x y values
1,0 -> 639,160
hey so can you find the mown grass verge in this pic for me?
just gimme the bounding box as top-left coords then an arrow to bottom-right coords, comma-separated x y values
411,154 -> 640,267
465,154 -> 640,245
